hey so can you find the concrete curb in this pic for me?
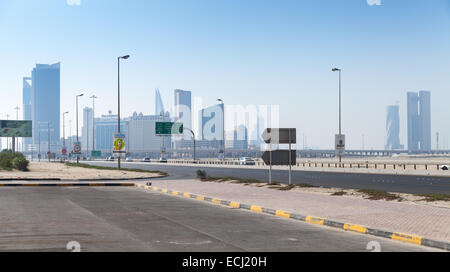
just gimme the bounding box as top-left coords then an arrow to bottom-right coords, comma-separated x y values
0,177 -> 160,182
0,183 -> 135,187
136,184 -> 450,251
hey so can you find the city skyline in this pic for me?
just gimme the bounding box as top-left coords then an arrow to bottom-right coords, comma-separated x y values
1,0 -> 450,150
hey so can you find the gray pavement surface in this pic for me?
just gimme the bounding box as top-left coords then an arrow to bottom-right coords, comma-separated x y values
89,161 -> 450,195
0,187 -> 435,252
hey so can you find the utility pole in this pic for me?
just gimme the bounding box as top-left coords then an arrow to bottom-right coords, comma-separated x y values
76,94 -> 84,164
117,55 -> 130,169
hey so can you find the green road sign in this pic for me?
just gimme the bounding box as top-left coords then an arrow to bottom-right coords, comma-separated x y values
156,122 -> 184,135
0,120 -> 32,137
91,150 -> 102,157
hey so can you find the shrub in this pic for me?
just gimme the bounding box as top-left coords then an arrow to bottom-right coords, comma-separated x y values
0,157 -> 13,170
12,157 -> 29,171
196,170 -> 207,180
0,151 -> 29,171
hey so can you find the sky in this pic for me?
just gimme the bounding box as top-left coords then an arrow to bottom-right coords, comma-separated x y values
0,0 -> 449,149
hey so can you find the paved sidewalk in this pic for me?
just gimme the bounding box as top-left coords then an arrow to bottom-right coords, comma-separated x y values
148,179 -> 450,243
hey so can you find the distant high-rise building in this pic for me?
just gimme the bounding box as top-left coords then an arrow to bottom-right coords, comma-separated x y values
233,125 -> 248,150
23,77 -> 32,152
385,105 -> 401,150
174,89 -> 192,128
199,103 -> 225,142
126,112 -> 171,153
82,107 -> 93,153
31,63 -> 61,153
174,89 -> 192,146
407,91 -> 431,152
155,88 -> 165,116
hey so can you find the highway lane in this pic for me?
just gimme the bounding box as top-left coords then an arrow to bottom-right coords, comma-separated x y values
89,161 -> 450,195
0,187 -> 434,252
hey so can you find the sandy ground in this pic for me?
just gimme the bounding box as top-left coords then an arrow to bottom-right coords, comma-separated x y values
0,162 -> 162,180
233,181 -> 450,209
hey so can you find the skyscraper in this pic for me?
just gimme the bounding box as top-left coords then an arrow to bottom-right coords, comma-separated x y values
155,88 -> 165,116
199,103 -> 225,143
174,89 -> 192,145
23,77 -> 32,152
385,105 -> 401,150
174,89 -> 192,128
407,91 -> 431,152
31,63 -> 61,152
82,107 -> 93,154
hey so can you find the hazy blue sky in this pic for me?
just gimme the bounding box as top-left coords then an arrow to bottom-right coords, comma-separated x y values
0,0 -> 449,149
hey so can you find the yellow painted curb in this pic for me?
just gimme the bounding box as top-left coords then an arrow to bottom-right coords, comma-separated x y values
344,224 -> 367,234
275,210 -> 291,219
229,202 -> 240,208
212,198 -> 222,204
306,216 -> 325,225
197,195 -> 205,201
250,206 -> 263,213
183,193 -> 191,198
392,233 -> 422,245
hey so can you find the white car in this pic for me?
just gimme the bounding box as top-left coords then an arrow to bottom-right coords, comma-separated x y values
239,157 -> 255,165
126,157 -> 134,162
142,157 -> 151,162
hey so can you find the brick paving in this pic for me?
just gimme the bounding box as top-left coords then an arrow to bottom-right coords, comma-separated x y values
148,179 -> 450,242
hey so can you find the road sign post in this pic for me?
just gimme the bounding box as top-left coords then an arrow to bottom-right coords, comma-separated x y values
262,128 -> 297,185
335,134 -> 346,166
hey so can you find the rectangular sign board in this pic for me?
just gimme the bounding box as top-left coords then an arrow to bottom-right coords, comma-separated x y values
112,133 -> 126,158
335,134 -> 346,156
91,150 -> 102,157
262,150 -> 296,166
73,142 -> 81,155
0,120 -> 32,137
262,128 -> 296,144
156,122 -> 184,136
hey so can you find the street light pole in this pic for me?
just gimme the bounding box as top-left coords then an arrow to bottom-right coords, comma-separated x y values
332,68 -> 342,163
117,55 -> 130,169
76,93 -> 84,164
184,128 -> 196,161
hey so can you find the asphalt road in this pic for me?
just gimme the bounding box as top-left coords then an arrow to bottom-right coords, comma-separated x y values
90,162 -> 450,195
0,187 -> 433,252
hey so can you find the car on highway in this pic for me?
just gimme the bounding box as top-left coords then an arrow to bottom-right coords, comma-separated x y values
126,157 -> 134,162
159,157 -> 168,163
105,156 -> 115,161
239,157 -> 255,165
142,157 -> 151,163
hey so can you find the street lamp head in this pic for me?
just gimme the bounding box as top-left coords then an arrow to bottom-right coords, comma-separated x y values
332,68 -> 341,72
120,55 -> 130,60
77,94 -> 84,97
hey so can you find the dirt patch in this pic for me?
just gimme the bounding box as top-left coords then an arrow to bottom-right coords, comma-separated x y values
0,162 -> 164,181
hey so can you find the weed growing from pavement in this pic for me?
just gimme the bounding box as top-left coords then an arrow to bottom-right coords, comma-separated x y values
65,163 -> 167,176
415,193 -> 450,202
331,191 -> 347,196
358,189 -> 403,201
